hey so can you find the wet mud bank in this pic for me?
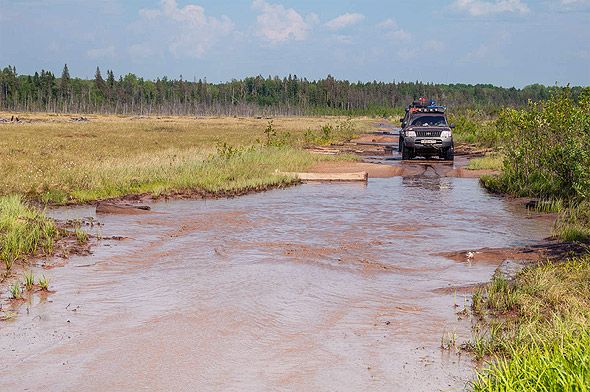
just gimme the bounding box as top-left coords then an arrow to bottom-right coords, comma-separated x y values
0,221 -> 93,311
0,176 -> 552,391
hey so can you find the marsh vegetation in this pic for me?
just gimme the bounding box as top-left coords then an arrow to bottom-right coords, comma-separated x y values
0,114 -> 367,204
466,88 -> 590,391
0,195 -> 59,270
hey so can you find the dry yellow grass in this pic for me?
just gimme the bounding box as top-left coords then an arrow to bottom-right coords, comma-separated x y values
0,112 -> 372,203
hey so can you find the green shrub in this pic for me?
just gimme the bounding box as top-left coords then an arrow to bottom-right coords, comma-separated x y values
448,109 -> 500,146
484,87 -> 590,200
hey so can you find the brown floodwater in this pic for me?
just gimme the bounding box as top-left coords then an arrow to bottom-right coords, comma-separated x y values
0,177 -> 550,391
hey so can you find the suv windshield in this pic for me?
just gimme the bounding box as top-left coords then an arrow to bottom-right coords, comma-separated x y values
411,115 -> 447,127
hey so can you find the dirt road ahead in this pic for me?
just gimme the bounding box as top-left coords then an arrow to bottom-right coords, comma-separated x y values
1,175 -> 549,391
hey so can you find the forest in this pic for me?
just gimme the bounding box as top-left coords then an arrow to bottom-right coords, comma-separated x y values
1,64 -> 584,116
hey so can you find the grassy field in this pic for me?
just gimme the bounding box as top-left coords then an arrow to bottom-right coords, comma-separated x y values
470,257 -> 590,391
0,113 -> 372,203
466,153 -> 504,171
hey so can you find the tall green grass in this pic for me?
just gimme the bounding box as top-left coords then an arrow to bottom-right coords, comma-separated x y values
466,153 -> 504,171
474,329 -> 590,391
470,257 -> 590,391
0,195 -> 59,269
554,201 -> 590,242
42,145 -> 353,204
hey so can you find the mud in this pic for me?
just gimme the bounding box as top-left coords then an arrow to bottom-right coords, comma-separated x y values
0,173 -> 552,391
96,202 -> 152,215
438,247 -> 544,265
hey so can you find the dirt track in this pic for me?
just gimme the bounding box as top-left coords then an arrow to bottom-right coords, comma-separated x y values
311,122 -> 499,179
1,121 -> 550,391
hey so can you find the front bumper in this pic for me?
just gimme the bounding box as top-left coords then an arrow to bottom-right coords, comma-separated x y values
404,138 -> 452,150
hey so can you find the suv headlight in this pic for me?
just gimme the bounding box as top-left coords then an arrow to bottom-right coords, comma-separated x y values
441,130 -> 452,138
405,130 -> 416,137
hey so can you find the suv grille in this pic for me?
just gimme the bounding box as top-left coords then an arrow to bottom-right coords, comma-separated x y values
416,130 -> 442,137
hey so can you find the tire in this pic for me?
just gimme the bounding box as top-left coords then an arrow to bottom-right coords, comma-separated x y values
444,147 -> 454,161
402,144 -> 412,160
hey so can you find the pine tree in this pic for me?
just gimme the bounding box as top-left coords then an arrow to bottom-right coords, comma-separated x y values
106,70 -> 116,101
59,64 -> 70,99
94,66 -> 106,95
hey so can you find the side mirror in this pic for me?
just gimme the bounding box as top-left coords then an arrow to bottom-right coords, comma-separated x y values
399,118 -> 404,123
450,123 -> 455,129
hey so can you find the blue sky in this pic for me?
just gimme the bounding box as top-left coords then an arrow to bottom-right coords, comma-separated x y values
1,0 -> 589,87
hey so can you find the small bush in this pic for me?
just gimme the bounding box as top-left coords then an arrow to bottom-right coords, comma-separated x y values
302,118 -> 356,146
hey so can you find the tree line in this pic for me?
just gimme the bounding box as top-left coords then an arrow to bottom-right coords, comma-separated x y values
0,64 -> 584,116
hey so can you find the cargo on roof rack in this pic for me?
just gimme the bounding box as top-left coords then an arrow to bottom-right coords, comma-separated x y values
406,97 -> 446,113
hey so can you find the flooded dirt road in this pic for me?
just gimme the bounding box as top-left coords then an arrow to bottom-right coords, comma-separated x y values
0,177 -> 550,391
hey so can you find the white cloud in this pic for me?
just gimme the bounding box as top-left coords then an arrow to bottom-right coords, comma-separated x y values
389,29 -> 412,42
453,0 -> 530,16
325,13 -> 365,30
86,45 -> 116,59
135,0 -> 234,58
252,0 -> 310,44
377,18 -> 412,43
377,18 -> 398,30
306,13 -> 320,26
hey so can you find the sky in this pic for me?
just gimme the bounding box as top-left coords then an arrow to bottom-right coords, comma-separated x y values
1,0 -> 589,87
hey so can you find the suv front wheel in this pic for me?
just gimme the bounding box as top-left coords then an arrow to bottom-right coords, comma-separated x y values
443,147 -> 454,161
402,144 -> 413,160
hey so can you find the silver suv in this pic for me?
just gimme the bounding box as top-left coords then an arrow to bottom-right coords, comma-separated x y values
399,98 -> 454,161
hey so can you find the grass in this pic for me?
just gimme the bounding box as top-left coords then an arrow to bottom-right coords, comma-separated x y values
0,113 -> 369,204
10,282 -> 22,299
469,257 -> 590,391
23,270 -> 35,290
441,330 -> 458,351
554,201 -> 590,242
466,153 -> 504,171
37,275 -> 49,291
75,228 -> 89,244
9,282 -> 21,299
0,195 -> 59,270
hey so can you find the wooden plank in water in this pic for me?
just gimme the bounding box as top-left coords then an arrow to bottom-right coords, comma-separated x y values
277,171 -> 368,182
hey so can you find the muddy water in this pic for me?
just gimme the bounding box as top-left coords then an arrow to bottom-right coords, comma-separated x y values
0,178 -> 549,391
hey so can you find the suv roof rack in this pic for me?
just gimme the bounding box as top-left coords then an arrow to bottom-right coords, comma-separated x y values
407,97 -> 446,113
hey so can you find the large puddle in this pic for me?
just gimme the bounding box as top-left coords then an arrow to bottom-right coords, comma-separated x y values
0,177 -> 550,391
